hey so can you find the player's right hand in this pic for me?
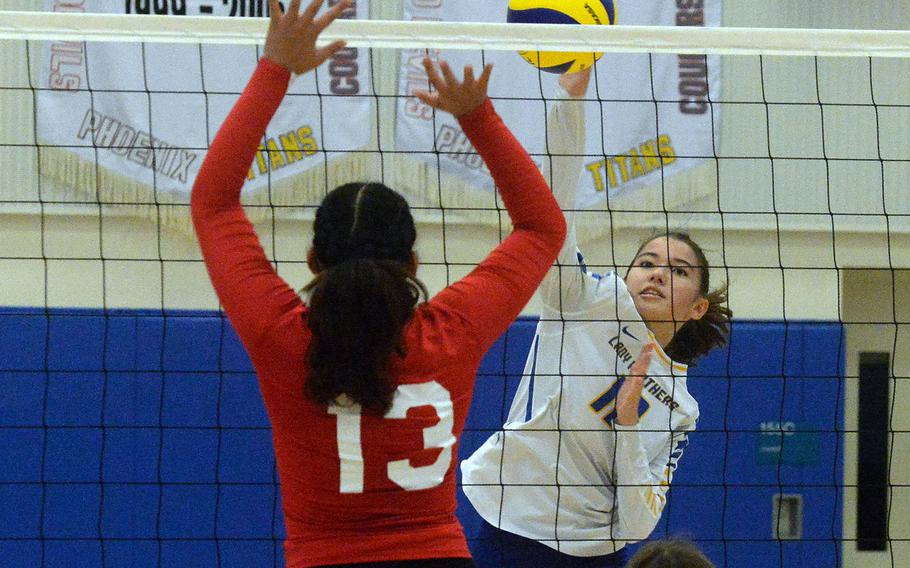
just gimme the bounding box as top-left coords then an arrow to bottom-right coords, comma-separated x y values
264,0 -> 350,75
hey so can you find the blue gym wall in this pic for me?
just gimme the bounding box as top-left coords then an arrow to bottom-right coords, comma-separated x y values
0,309 -> 844,567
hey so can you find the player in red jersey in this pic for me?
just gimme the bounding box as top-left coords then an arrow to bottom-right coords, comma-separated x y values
190,0 -> 566,566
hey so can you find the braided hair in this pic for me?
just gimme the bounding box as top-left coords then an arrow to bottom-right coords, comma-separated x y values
304,182 -> 427,414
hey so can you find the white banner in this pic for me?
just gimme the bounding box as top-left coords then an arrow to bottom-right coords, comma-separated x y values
38,0 -> 372,197
397,1 -> 721,209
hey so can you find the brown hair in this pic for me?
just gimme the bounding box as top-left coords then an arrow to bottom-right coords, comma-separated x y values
628,232 -> 731,366
625,538 -> 716,568
304,182 -> 427,415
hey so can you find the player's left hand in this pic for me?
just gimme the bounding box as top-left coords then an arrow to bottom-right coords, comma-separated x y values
414,57 -> 493,118
264,0 -> 350,75
615,343 -> 654,426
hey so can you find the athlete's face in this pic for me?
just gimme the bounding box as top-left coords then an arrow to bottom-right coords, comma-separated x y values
625,237 -> 709,345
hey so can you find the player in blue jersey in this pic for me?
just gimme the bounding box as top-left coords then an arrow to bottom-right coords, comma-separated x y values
461,68 -> 732,568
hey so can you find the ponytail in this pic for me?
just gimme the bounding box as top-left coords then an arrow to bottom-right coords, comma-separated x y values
304,258 -> 426,415
304,182 -> 426,414
664,283 -> 731,366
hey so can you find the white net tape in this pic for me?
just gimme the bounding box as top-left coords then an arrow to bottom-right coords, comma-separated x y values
3,11 -> 910,56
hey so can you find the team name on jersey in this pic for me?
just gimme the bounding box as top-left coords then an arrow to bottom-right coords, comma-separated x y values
608,330 -> 681,413
642,376 -> 681,412
607,329 -> 637,372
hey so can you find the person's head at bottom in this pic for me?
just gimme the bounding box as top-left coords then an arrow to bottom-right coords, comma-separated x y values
625,538 -> 716,568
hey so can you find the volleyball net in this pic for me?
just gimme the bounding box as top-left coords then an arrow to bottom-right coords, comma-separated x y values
1,2 -> 909,567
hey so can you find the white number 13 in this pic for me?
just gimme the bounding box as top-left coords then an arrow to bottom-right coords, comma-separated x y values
328,381 -> 455,493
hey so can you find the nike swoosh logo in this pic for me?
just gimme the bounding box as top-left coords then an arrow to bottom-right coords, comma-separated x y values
621,325 -> 638,341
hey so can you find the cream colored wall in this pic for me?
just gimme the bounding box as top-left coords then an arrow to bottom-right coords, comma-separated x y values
843,270 -> 910,567
3,207 -> 909,319
0,209 -> 512,310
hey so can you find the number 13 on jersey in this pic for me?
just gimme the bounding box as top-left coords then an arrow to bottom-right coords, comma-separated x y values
328,381 -> 455,493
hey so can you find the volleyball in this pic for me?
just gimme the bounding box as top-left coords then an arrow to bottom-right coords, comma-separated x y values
506,0 -> 615,74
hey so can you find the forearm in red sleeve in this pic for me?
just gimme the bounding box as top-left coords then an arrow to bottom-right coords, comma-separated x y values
191,58 -> 303,348
433,100 -> 567,348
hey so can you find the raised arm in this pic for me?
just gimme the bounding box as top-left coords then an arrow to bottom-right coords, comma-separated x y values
537,69 -> 603,313
191,0 -> 350,348
550,69 -> 592,266
415,59 -> 567,349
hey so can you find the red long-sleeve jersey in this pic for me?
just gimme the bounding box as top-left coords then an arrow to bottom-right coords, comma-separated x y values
191,58 -> 565,567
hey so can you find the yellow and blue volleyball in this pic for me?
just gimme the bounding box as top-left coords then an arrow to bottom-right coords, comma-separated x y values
506,0 -> 615,74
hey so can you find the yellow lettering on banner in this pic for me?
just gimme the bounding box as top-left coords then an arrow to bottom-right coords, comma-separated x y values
280,132 -> 304,165
298,126 -> 318,156
254,145 -> 269,175
658,135 -> 677,165
629,149 -> 646,179
267,139 -> 286,170
639,139 -> 662,172
586,160 -> 606,192
579,137 -> 684,193
582,136 -> 678,192
604,158 -> 618,188
613,155 -> 630,183
242,124 -> 319,180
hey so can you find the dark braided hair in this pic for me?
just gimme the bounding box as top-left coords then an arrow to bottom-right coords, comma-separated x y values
303,182 -> 427,414
627,232 -> 732,366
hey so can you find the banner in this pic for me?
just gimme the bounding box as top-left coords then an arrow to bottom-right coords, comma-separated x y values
39,0 -> 372,201
397,1 -> 722,209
